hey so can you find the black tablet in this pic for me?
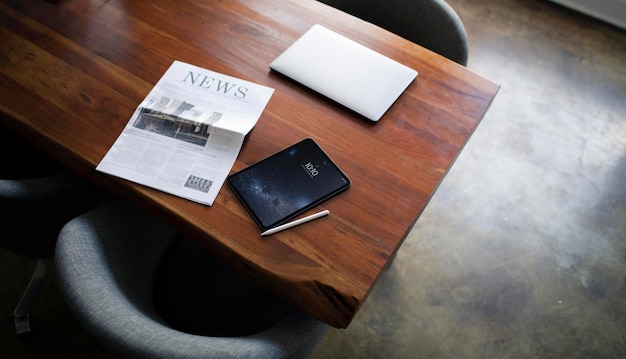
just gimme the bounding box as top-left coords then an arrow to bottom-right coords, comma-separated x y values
227,138 -> 351,231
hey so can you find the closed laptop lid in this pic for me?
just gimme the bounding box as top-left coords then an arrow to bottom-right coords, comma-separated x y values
270,24 -> 418,122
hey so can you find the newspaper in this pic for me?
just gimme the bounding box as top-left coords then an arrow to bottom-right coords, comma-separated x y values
96,60 -> 274,205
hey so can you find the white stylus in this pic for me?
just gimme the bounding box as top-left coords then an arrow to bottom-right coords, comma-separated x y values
261,210 -> 330,236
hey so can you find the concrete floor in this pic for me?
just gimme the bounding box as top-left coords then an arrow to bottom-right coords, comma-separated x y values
2,0 -> 625,358
311,0 -> 626,357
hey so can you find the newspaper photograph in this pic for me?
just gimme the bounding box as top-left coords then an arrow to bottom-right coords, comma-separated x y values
96,60 -> 274,205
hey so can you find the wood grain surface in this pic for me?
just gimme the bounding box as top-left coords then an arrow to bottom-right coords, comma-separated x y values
0,0 -> 499,328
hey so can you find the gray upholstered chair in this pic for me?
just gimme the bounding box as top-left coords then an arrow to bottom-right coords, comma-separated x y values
317,0 -> 469,65
0,132 -> 102,335
55,198 -> 329,359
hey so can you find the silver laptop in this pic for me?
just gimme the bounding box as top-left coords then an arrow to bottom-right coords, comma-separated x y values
270,24 -> 418,122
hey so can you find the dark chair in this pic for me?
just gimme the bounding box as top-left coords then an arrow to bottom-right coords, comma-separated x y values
0,132 -> 103,335
317,0 -> 469,65
55,198 -> 328,358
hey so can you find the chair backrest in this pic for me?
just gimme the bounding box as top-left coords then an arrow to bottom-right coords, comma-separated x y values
55,199 -> 328,359
0,172 -> 91,257
317,0 -> 469,65
0,131 -> 102,258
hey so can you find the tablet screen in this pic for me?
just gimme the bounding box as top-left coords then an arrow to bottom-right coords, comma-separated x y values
227,138 -> 350,231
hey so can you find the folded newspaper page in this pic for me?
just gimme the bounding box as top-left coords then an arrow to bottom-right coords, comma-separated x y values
96,60 -> 274,205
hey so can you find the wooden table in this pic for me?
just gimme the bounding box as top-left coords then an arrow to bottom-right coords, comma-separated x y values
0,0 -> 499,328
